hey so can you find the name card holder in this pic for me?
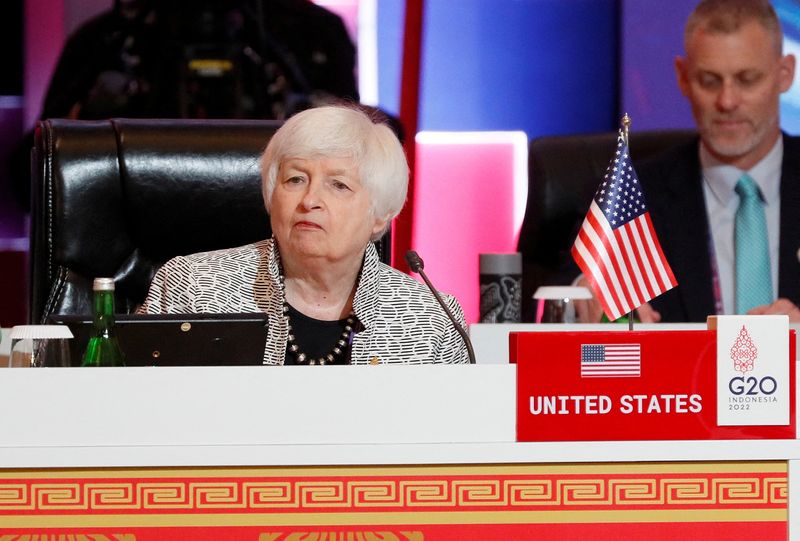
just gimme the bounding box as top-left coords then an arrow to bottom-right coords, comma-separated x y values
510,329 -> 796,442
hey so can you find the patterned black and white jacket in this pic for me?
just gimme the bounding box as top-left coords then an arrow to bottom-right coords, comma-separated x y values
138,238 -> 470,365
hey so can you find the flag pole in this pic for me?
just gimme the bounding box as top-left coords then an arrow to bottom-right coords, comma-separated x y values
621,113 -> 634,331
621,112 -> 631,145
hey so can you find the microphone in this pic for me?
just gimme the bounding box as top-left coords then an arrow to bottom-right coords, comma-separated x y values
405,250 -> 477,364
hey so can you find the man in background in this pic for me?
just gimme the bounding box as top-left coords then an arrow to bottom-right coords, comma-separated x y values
580,0 -> 800,323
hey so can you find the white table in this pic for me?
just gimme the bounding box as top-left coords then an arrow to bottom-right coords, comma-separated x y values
0,330 -> 797,538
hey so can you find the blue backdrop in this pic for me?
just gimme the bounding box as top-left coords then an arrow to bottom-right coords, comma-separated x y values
377,0 -> 618,138
376,0 -> 800,138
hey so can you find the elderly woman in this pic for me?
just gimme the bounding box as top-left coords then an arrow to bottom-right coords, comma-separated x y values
138,105 -> 469,365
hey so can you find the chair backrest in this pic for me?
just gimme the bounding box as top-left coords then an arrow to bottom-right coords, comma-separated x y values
30,118 -> 280,323
517,129 -> 697,320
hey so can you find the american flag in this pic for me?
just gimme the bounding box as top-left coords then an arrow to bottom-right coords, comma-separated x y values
571,131 -> 677,321
581,344 -> 641,378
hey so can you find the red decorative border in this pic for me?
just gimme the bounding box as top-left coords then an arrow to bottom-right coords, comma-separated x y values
0,523 -> 788,541
0,471 -> 786,516
0,463 -> 787,540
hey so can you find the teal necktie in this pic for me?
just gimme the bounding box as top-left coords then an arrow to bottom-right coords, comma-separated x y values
734,174 -> 772,314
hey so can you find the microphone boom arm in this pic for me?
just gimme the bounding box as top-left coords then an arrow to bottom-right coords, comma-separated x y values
406,251 -> 477,364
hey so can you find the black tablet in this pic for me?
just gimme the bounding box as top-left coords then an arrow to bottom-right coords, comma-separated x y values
49,313 -> 269,367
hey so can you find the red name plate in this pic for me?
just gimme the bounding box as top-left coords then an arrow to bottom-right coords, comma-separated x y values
511,330 -> 796,441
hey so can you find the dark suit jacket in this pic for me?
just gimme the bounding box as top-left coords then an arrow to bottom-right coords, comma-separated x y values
636,133 -> 800,322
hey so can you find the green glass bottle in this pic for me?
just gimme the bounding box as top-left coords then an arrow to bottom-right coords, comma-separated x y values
81,277 -> 126,367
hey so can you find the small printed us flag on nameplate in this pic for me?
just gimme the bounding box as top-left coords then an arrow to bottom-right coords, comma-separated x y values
580,343 -> 641,378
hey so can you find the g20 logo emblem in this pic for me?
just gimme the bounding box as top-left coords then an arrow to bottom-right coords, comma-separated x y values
728,375 -> 777,396
727,324 -> 777,396
730,325 -> 756,374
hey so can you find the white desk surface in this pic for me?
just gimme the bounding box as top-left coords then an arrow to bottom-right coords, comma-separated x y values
0,325 -> 797,470
0,364 -> 797,469
3,439 -> 799,469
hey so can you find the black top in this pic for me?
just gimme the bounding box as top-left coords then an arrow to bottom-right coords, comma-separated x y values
283,304 -> 351,365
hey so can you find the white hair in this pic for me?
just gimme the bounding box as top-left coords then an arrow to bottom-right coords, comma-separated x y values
260,105 -> 409,240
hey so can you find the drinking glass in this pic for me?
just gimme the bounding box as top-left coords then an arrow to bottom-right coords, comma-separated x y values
8,325 -> 73,367
534,286 -> 593,323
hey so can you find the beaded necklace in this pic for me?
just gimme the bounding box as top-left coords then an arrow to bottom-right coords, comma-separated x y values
277,247 -> 360,365
282,301 -> 355,365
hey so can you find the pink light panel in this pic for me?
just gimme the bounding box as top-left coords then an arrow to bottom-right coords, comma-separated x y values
411,131 -> 528,323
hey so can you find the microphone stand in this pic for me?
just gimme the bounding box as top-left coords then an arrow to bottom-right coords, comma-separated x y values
406,251 -> 477,364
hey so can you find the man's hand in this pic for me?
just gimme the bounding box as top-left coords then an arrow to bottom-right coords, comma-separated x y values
747,298 -> 800,322
574,275 -> 604,323
635,302 -> 662,323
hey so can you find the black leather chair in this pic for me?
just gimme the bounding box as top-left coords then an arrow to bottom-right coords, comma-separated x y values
30,118 -> 393,324
30,118 -> 280,323
517,129 -> 697,320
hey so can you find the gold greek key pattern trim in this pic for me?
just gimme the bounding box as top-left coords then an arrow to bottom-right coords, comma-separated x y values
0,476 -> 786,512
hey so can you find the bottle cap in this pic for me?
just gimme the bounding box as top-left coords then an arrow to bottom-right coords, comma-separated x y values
93,277 -> 116,291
